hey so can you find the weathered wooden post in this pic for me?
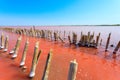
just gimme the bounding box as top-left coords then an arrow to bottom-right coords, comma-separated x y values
87,32 -> 90,46
72,32 -> 77,45
12,36 -> 22,59
29,42 -> 41,78
42,49 -> 53,80
92,40 -> 96,47
0,32 -> 5,49
100,39 -> 102,46
105,33 -> 111,52
95,33 -> 100,48
113,41 -> 120,54
78,32 -> 83,46
49,31 -> 52,41
84,35 -> 88,46
68,35 -> 72,45
19,39 -> 29,67
64,30 -> 66,40
68,59 -> 78,80
54,32 -> 58,41
92,32 -> 95,38
41,30 -> 45,38
89,35 -> 94,43
4,36 -> 9,52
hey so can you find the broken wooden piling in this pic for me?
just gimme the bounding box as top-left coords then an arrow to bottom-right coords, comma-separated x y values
68,35 -> 72,45
42,49 -> 53,80
12,36 -> 22,59
72,32 -> 77,45
105,33 -> 111,52
29,42 -> 41,78
54,32 -> 58,41
113,41 -> 120,54
100,39 -> 102,46
68,59 -> 78,80
20,39 -> 29,67
95,33 -> 100,48
0,32 -> 5,49
4,36 -> 9,52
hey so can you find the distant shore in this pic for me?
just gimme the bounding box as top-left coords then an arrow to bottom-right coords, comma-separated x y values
0,24 -> 120,27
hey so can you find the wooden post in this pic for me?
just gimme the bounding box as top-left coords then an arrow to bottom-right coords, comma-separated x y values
113,41 -> 120,54
100,39 -> 102,46
29,42 -> 41,78
105,33 -> 111,52
95,33 -> 100,48
92,40 -> 96,47
64,30 -> 66,40
92,32 -> 95,38
41,30 -> 45,38
20,39 -> 29,67
87,32 -> 90,45
72,33 -> 77,45
4,36 -> 9,52
68,59 -> 78,80
54,32 -> 58,41
31,27 -> 35,37
89,35 -> 94,43
78,32 -> 83,46
50,31 -> 52,41
0,32 -> 4,49
68,35 -> 72,45
42,49 -> 53,80
12,36 -> 22,59
84,35 -> 88,46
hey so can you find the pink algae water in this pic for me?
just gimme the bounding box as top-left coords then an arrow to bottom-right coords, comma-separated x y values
0,26 -> 120,80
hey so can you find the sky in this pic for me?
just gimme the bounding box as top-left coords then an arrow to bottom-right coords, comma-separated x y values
0,0 -> 120,25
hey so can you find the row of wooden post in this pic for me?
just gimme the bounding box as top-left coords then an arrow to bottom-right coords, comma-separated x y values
0,32 -> 78,80
0,32 -> 9,52
1,27 -> 120,54
1,27 -> 120,53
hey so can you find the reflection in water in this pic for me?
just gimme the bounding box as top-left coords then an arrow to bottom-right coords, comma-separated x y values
111,59 -> 117,68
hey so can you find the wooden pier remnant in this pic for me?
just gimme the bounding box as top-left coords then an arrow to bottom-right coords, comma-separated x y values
68,35 -> 72,45
0,32 -> 5,49
4,36 -> 9,52
29,42 -> 41,78
105,33 -> 111,52
54,32 -> 58,41
100,39 -> 102,46
113,41 -> 120,54
68,59 -> 78,80
42,49 -> 53,80
72,32 -> 77,45
41,30 -> 45,38
20,39 -> 29,67
95,33 -> 100,48
12,36 -> 22,59
64,30 -> 66,40
87,32 -> 91,46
